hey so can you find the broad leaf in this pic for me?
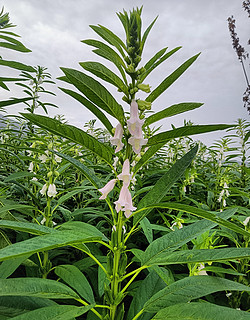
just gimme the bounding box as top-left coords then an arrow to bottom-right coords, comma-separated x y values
20,113 -> 113,165
140,208 -> 237,266
146,53 -> 200,102
11,305 -> 93,320
145,247 -> 250,266
152,302 -> 250,320
55,265 -> 95,304
0,220 -> 55,235
144,275 -> 250,313
0,278 -> 80,299
0,205 -> 35,219
0,255 -> 30,279
0,227 -> 105,262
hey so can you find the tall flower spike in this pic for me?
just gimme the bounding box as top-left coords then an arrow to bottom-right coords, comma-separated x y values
110,122 -> 124,153
127,100 -> 144,136
117,159 -> 131,186
98,179 -> 117,200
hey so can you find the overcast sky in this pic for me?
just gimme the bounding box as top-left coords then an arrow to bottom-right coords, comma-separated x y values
2,0 -> 250,145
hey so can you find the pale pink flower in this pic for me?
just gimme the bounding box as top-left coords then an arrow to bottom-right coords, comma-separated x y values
128,129 -> 148,154
117,159 -> 131,186
98,179 -> 117,199
110,123 -> 124,153
47,184 -> 57,197
114,185 -> 136,218
127,100 -> 144,136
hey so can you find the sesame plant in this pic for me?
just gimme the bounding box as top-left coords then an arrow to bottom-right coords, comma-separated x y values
0,7 -> 250,320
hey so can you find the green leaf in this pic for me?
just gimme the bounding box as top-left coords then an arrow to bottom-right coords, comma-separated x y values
0,97 -> 32,108
146,53 -> 200,102
144,102 -> 203,127
144,47 -> 168,70
141,47 -> 182,82
0,220 -> 55,236
80,61 -> 128,95
140,208 -> 237,267
0,255 -> 31,279
141,16 -> 158,51
56,152 -> 102,189
0,278 -> 80,300
0,228 -> 105,262
202,266 -> 245,276
4,171 -> 34,182
145,247 -> 250,266
152,302 -> 250,320
60,68 -> 125,125
143,275 -> 250,313
59,87 -> 113,134
0,296 -> 57,318
20,113 -> 113,165
90,24 -> 126,57
0,205 -> 35,219
147,124 -> 234,146
11,304 -> 93,320
134,145 -> 198,225
0,35 -> 31,52
143,203 -> 250,238
55,265 -> 95,304
134,143 -> 166,174
0,60 -> 35,72
127,270 -> 166,320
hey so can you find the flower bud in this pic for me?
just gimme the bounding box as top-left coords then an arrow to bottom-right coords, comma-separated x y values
137,83 -> 151,93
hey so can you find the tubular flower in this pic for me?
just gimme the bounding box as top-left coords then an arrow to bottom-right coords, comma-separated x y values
98,179 -> 117,199
127,100 -> 144,136
110,122 -> 124,153
40,184 -> 47,195
128,128 -> 148,154
117,159 -> 131,186
47,184 -> 57,198
114,184 -> 136,218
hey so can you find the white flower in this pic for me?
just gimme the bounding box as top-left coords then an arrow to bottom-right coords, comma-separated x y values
110,123 -> 124,153
31,177 -> 38,181
39,154 -> 48,163
243,216 -> 250,226
28,162 -> 34,172
47,184 -> 57,197
98,179 -> 117,200
117,159 -> 131,186
55,154 -> 62,163
40,184 -> 47,195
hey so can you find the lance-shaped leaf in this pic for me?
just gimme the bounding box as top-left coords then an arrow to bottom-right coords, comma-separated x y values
90,24 -> 126,57
141,203 -> 250,238
0,220 -> 55,235
141,47 -> 182,82
144,47 -> 168,70
152,302 -> 250,320
147,124 -> 234,146
144,247 -> 250,267
0,97 -> 32,108
141,16 -> 158,51
61,67 -> 125,125
0,255 -> 31,279
145,53 -> 200,102
55,265 -> 95,304
82,39 -> 127,81
144,102 -> 204,127
0,278 -> 80,300
0,35 -> 31,52
20,113 -> 113,165
139,208 -> 237,266
0,60 -> 35,72
59,87 -> 113,134
144,275 -> 250,313
0,227 -> 105,262
10,305 -> 93,320
80,61 -> 128,95
56,152 -> 102,189
134,145 -> 198,225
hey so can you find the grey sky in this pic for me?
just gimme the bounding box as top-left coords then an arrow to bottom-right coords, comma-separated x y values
2,0 -> 250,145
